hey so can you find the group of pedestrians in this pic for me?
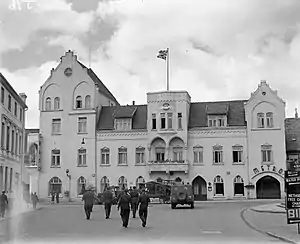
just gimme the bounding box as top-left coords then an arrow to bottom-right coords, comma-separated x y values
81,186 -> 150,228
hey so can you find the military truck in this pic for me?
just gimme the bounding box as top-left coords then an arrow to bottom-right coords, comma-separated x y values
170,184 -> 194,209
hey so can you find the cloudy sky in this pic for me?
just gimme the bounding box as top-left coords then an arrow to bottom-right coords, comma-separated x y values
1,0 -> 300,128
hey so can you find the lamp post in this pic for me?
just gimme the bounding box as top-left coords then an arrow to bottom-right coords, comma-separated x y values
66,169 -> 71,202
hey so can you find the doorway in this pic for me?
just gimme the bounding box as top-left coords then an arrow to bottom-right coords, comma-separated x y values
192,176 -> 207,201
256,176 -> 281,199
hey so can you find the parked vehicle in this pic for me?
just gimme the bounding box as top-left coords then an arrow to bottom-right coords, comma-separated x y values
170,184 -> 194,209
145,181 -> 173,203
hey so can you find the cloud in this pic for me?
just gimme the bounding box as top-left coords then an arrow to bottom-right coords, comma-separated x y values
1,0 -> 300,128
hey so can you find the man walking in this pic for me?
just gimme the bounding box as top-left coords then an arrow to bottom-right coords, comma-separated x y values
118,189 -> 131,228
130,186 -> 139,218
0,191 -> 8,219
103,186 -> 113,219
82,187 -> 94,220
138,189 -> 150,227
32,192 -> 39,210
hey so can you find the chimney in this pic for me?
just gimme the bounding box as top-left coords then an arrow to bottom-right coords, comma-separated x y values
296,108 -> 298,119
19,93 -> 27,104
132,101 -> 135,105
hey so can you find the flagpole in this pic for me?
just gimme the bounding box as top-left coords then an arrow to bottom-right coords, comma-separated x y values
167,48 -> 170,91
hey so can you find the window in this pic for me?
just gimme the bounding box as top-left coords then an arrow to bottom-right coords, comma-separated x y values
45,97 -> 51,111
1,87 -> 4,104
20,108 -> 22,122
115,119 -> 131,131
118,147 -> 127,165
77,176 -> 86,195
261,144 -> 272,163
208,117 -> 225,127
178,113 -> 182,129
173,147 -> 183,161
136,147 -> 145,164
78,117 -> 87,133
15,132 -> 18,155
233,175 -> 244,196
136,176 -> 145,190
19,135 -> 22,154
11,130 -> 14,153
8,95 -> 11,111
118,176 -> 127,190
48,177 -> 62,195
167,113 -> 172,129
6,126 -> 10,151
214,175 -> 224,196
4,167 -> 7,191
9,168 -> 13,192
78,148 -> 87,166
266,112 -> 273,128
101,148 -> 110,165
85,95 -> 91,108
1,122 -> 4,148
52,119 -> 61,134
14,102 -> 17,116
155,147 -> 165,162
100,176 -> 110,193
193,146 -> 203,164
152,114 -> 156,130
213,145 -> 223,164
54,97 -> 60,110
76,96 -> 82,109
232,145 -> 243,163
160,113 -> 166,129
257,113 -> 264,128
51,149 -> 60,166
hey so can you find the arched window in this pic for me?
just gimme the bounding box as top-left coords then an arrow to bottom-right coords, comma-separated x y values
118,176 -> 127,190
233,175 -> 244,196
213,175 -> 224,196
45,97 -> 51,111
85,95 -> 91,109
136,176 -> 145,190
54,97 -> 60,110
48,177 -> 62,196
76,96 -> 82,109
77,176 -> 86,195
100,176 -> 109,193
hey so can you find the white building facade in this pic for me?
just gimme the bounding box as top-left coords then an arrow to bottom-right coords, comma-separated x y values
35,51 -> 286,200
0,73 -> 29,195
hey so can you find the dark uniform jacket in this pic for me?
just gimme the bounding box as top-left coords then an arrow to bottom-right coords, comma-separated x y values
0,194 -> 8,209
118,193 -> 131,210
103,190 -> 113,204
130,190 -> 139,203
82,191 -> 94,206
138,193 -> 150,210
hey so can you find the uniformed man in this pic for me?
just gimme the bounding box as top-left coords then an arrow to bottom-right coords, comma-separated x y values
130,186 -> 139,218
0,191 -> 8,218
138,189 -> 150,227
103,186 -> 113,219
82,187 -> 94,220
117,189 -> 131,228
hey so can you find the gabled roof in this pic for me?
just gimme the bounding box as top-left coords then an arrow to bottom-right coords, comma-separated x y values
285,118 -> 300,152
189,100 -> 247,128
97,100 -> 247,131
77,61 -> 119,105
113,106 -> 137,118
97,105 -> 147,130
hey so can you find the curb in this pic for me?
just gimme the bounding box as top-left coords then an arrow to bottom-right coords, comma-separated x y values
250,208 -> 286,214
240,208 -> 297,244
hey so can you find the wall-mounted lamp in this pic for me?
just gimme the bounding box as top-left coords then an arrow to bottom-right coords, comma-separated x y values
81,138 -> 85,145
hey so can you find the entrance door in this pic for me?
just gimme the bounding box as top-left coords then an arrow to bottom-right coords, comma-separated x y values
256,176 -> 281,199
192,176 -> 207,201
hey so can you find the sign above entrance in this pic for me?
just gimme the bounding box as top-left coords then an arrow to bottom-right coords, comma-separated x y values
253,165 -> 284,177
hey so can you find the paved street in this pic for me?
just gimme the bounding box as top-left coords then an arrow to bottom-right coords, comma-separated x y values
0,200 -> 286,244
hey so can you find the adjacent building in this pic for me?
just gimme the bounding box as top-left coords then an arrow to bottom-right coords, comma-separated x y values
31,50 -> 287,200
0,73 -> 29,195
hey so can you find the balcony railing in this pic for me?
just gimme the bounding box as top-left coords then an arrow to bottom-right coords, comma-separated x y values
147,160 -> 189,173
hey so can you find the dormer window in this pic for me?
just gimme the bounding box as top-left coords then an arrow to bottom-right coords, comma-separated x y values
208,116 -> 226,127
76,96 -> 82,109
115,119 -> 131,131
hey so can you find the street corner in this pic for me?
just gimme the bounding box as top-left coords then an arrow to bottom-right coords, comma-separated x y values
241,207 -> 299,244
250,203 -> 286,214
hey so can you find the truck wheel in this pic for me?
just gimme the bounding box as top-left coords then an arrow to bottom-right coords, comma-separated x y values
190,203 -> 194,209
171,204 -> 176,209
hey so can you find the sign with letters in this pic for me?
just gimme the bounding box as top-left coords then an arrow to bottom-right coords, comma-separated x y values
285,170 -> 300,224
287,208 -> 300,224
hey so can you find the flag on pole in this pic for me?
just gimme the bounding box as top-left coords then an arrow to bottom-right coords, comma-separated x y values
157,49 -> 168,60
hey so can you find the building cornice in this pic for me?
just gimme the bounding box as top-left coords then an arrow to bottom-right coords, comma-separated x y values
97,130 -> 148,138
189,127 -> 246,137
